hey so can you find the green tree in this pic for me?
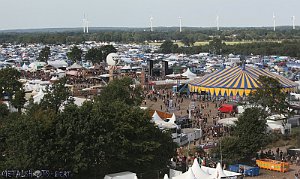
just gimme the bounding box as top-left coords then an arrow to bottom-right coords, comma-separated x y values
160,40 -> 175,54
55,103 -> 105,175
248,76 -> 292,117
100,45 -> 117,62
0,68 -> 25,113
67,46 -> 82,63
209,37 -> 225,55
85,47 -> 103,64
0,77 -> 176,178
0,108 -> 57,169
0,103 -> 9,119
232,108 -> 267,161
40,78 -> 70,113
216,108 -> 267,164
96,77 -> 143,107
37,46 -> 50,62
11,88 -> 26,113
93,101 -> 176,175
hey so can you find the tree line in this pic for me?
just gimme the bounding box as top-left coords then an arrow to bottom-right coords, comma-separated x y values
37,45 -> 117,64
1,28 -> 300,45
159,38 -> 300,58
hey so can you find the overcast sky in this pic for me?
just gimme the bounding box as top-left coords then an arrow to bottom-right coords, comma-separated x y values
0,0 -> 299,30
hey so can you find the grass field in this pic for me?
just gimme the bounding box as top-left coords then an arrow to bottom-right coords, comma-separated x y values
148,40 -> 282,47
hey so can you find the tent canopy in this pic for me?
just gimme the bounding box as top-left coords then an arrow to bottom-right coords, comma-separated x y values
182,68 -> 197,79
191,159 -> 210,178
189,66 -> 298,96
217,118 -> 238,126
67,63 -> 83,70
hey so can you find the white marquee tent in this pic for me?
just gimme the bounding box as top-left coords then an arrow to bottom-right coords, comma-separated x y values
181,68 -> 196,79
172,159 -> 241,179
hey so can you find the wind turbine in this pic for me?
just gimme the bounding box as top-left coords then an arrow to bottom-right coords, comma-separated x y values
150,16 -> 153,32
83,13 -> 86,33
292,16 -> 296,30
86,15 -> 89,33
216,15 -> 220,31
179,16 -> 182,32
273,12 -> 276,32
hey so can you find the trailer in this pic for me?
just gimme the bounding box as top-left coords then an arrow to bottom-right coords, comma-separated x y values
256,159 -> 289,173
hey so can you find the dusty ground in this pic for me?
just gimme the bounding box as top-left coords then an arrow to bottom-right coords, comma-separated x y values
143,97 -> 228,125
249,164 -> 300,179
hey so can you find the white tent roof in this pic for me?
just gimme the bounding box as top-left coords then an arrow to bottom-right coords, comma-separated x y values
210,163 -> 227,179
152,111 -> 178,129
166,73 -> 181,78
121,65 -> 132,70
67,63 -> 83,70
217,118 -> 238,126
191,159 -> 210,179
104,172 -> 137,179
167,113 -> 176,124
33,89 -> 45,104
152,111 -> 163,121
172,168 -> 196,179
163,174 -> 168,179
266,114 -> 286,120
57,69 -> 65,73
48,60 -> 68,68
29,61 -> 46,71
182,68 -> 196,79
50,76 -> 58,81
73,97 -> 90,107
201,163 -> 241,179
22,63 -> 29,70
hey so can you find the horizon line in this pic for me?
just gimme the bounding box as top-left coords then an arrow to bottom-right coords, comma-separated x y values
0,25 -> 299,32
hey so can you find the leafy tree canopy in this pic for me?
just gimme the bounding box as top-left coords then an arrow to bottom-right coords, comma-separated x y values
85,47 -> 102,64
0,77 -> 176,178
40,78 -> 70,113
0,103 -> 9,119
100,45 -> 117,62
160,40 -> 178,54
248,76 -> 292,117
37,46 -> 50,62
95,77 -> 143,107
0,68 -> 25,112
215,108 -> 267,164
67,46 -> 82,63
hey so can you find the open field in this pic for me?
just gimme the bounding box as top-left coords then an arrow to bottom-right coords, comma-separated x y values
148,40 -> 282,47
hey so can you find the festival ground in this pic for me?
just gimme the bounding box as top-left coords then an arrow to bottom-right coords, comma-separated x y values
143,95 -> 300,179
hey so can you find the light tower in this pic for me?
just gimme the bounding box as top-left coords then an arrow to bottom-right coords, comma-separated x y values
292,16 -> 296,30
150,16 -> 153,32
179,16 -> 182,32
273,12 -> 276,32
216,15 -> 220,31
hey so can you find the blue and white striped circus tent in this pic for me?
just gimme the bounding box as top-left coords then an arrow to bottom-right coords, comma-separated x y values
189,66 -> 298,96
